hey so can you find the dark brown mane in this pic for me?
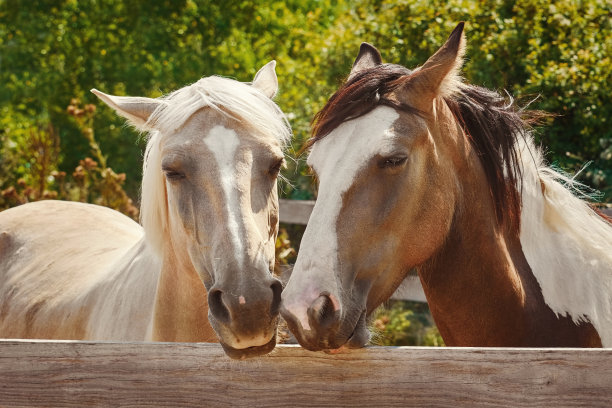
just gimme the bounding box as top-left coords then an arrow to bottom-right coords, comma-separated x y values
310,65 -> 548,229
445,86 -> 547,229
309,64 -> 421,145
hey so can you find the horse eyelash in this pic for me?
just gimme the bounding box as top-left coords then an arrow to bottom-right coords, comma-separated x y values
379,156 -> 408,169
162,168 -> 186,180
269,158 -> 285,176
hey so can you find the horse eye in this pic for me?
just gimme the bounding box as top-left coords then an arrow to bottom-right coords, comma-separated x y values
269,158 -> 284,177
379,156 -> 408,169
163,169 -> 186,181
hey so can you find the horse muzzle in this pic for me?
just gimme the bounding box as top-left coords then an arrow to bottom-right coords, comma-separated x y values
281,293 -> 369,351
207,276 -> 282,359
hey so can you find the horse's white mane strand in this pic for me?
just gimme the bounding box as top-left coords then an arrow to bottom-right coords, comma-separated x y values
140,76 -> 291,254
140,131 -> 165,254
518,136 -> 612,346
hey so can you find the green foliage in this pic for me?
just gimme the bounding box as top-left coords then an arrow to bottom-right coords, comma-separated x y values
0,100 -> 138,218
0,0 -> 610,346
1,0 -> 609,201
0,109 -> 60,201
275,227 -> 297,266
371,301 -> 444,347
290,0 -> 611,200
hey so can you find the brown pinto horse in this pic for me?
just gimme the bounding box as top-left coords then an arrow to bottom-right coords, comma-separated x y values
0,62 -> 290,359
281,23 -> 612,351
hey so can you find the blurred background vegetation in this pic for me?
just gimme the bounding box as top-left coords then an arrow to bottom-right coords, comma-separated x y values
0,0 -> 609,346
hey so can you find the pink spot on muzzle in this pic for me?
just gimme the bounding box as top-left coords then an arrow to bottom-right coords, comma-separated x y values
239,295 -> 246,305
327,293 -> 340,312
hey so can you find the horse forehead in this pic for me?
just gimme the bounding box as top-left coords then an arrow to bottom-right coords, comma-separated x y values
203,125 -> 240,162
308,106 -> 400,178
168,112 -> 280,158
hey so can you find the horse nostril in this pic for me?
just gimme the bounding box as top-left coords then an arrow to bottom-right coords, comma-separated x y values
307,293 -> 338,329
269,279 -> 283,317
208,288 -> 230,323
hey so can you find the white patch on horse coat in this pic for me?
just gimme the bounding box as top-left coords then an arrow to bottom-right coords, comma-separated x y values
518,138 -> 612,346
204,125 -> 243,268
283,107 -> 400,331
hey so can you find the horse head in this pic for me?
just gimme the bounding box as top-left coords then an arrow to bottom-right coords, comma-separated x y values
93,62 -> 291,358
282,21 -> 612,350
281,24 -> 471,351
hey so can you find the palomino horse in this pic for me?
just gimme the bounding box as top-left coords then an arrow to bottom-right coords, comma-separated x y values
281,23 -> 612,350
0,61 -> 291,359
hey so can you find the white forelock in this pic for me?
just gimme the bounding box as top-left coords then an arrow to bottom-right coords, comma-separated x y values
140,130 -> 165,254
146,75 -> 291,146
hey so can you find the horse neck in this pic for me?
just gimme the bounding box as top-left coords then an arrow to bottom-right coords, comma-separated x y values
417,169 -> 529,346
151,235 -> 217,342
417,140 -> 603,347
87,237 -> 161,340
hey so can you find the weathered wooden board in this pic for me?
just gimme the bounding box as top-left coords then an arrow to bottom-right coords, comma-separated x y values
0,340 -> 610,407
390,273 -> 427,302
279,199 -> 314,225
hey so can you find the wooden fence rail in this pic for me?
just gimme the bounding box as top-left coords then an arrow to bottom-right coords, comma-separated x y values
279,199 -> 315,225
0,340 -> 611,407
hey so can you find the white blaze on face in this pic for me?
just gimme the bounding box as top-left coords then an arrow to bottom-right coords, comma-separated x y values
283,106 -> 400,331
204,125 -> 243,268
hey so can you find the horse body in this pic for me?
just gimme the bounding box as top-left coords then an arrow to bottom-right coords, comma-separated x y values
0,200 -> 158,340
281,23 -> 612,350
0,62 -> 291,359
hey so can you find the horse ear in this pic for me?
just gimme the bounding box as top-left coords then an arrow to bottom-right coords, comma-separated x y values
348,42 -> 383,81
91,89 -> 160,129
252,60 -> 278,99
399,22 -> 466,107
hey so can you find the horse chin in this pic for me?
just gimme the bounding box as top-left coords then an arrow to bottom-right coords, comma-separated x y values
344,311 -> 370,349
313,310 -> 370,353
336,309 -> 369,350
219,333 -> 277,360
